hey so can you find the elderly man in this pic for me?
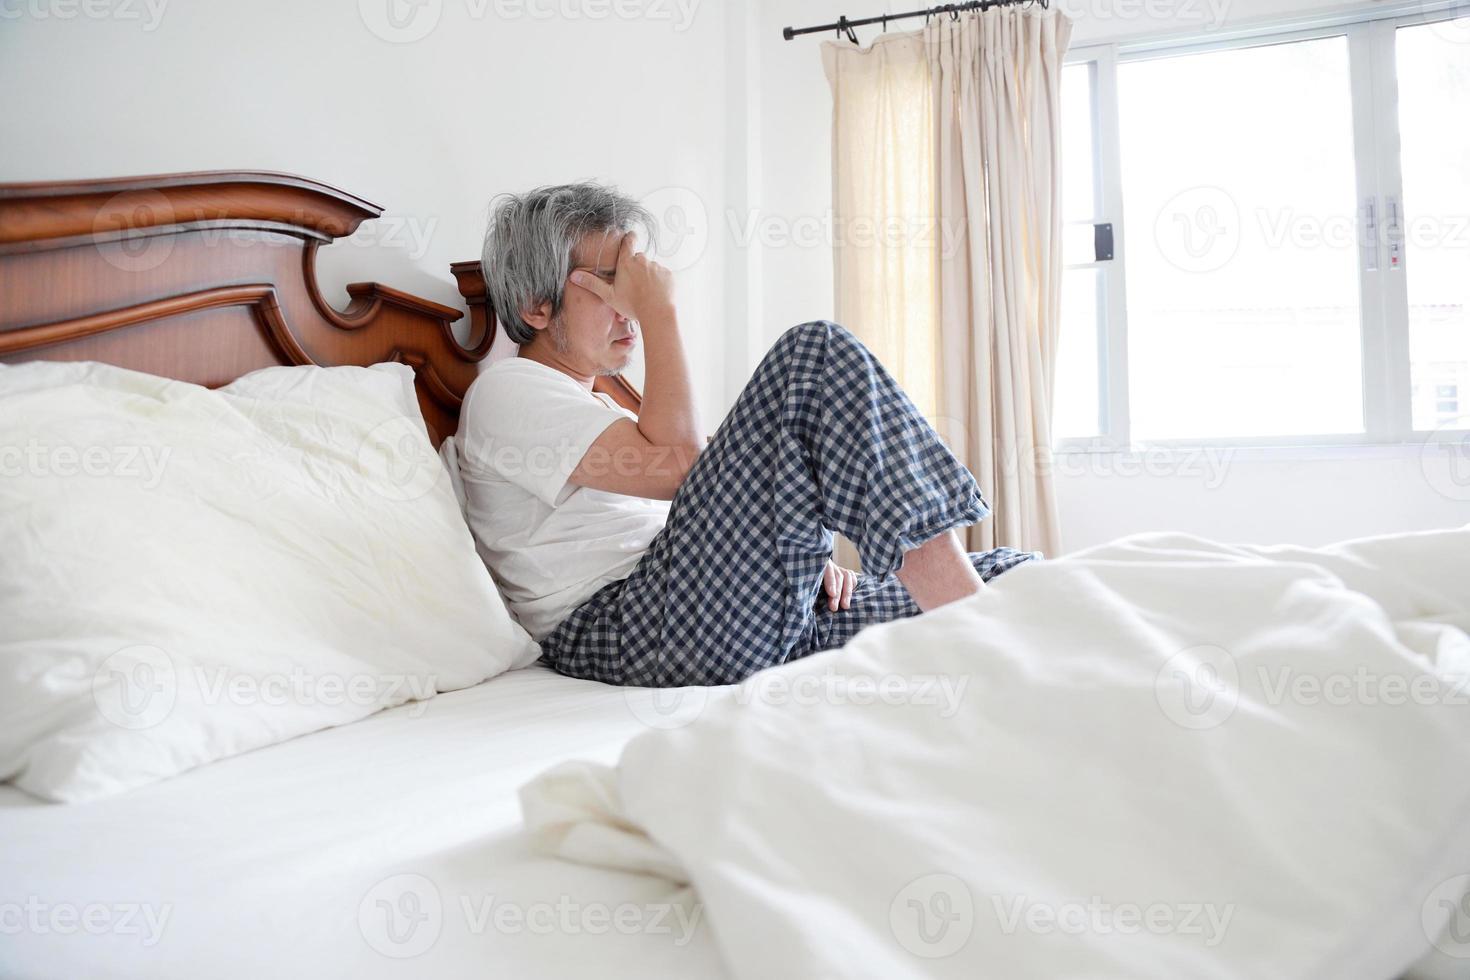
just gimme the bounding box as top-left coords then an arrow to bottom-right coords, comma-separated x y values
455,182 -> 1039,688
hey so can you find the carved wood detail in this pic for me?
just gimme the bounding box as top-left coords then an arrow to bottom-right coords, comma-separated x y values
0,171 -> 490,445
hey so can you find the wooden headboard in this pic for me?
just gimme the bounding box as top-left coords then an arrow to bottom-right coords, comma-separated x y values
0,171 -> 491,445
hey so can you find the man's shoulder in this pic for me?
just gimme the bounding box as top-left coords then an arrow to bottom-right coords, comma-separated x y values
464,357 -> 571,412
458,357 -> 624,451
473,355 -> 563,387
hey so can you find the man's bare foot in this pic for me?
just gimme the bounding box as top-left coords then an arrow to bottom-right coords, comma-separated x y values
896,530 -> 983,613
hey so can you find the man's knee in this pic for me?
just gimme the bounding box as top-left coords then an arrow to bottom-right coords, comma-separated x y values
749,321 -> 878,394
779,319 -> 854,346
771,320 -> 867,363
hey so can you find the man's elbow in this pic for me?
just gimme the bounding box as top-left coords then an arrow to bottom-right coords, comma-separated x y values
655,443 -> 700,498
674,439 -> 704,466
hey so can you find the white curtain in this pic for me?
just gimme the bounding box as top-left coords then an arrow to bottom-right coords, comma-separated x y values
823,7 -> 1071,558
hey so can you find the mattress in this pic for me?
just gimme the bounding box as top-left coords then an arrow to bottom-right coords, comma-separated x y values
3,661 -> 1461,980
0,667 -> 728,980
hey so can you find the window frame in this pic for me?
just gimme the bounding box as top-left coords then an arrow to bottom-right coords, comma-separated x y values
1056,1 -> 1470,455
1058,53 -> 1125,452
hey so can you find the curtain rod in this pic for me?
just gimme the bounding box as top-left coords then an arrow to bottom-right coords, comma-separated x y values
782,0 -> 1050,41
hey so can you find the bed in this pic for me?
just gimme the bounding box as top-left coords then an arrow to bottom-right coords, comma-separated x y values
0,668 -> 725,979
0,170 -> 724,977
3,171 -> 1469,980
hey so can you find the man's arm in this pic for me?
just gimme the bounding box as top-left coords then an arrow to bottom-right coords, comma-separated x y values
567,237 -> 703,501
632,303 -> 701,456
569,418 -> 695,501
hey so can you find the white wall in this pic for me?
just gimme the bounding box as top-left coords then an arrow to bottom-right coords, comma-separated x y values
745,0 -> 1470,553
0,0 -> 730,427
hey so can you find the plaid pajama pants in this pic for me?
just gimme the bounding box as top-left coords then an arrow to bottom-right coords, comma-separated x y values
539,321 -> 1042,688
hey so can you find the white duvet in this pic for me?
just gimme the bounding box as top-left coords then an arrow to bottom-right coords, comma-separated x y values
523,528 -> 1470,980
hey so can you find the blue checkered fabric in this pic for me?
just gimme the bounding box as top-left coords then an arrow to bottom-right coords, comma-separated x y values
538,321 -> 1042,687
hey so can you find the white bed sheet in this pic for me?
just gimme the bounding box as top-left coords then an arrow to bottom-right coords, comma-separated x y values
0,668 -> 728,980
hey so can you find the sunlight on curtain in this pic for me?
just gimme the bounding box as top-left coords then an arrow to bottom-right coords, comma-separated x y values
823,34 -> 941,424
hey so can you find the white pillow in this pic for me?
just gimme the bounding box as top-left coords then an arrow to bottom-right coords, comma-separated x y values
0,360 -> 539,803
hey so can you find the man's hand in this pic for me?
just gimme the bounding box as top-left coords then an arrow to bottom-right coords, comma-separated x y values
821,559 -> 858,612
568,233 -> 675,325
566,226 -> 701,501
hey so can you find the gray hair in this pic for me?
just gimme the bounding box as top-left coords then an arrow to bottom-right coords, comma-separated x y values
482,182 -> 656,346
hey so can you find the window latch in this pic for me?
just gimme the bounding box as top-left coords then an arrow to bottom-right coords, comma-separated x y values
1385,195 -> 1404,271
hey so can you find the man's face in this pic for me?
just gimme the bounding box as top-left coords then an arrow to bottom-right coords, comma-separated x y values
539,230 -> 638,377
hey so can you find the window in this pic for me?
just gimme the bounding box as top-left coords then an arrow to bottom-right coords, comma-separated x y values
1396,22 -> 1470,433
1058,7 -> 1470,450
1055,62 -> 1104,440
1118,37 -> 1363,441
1055,267 -> 1103,438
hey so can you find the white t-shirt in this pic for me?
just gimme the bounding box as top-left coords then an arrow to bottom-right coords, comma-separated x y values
455,358 -> 670,642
